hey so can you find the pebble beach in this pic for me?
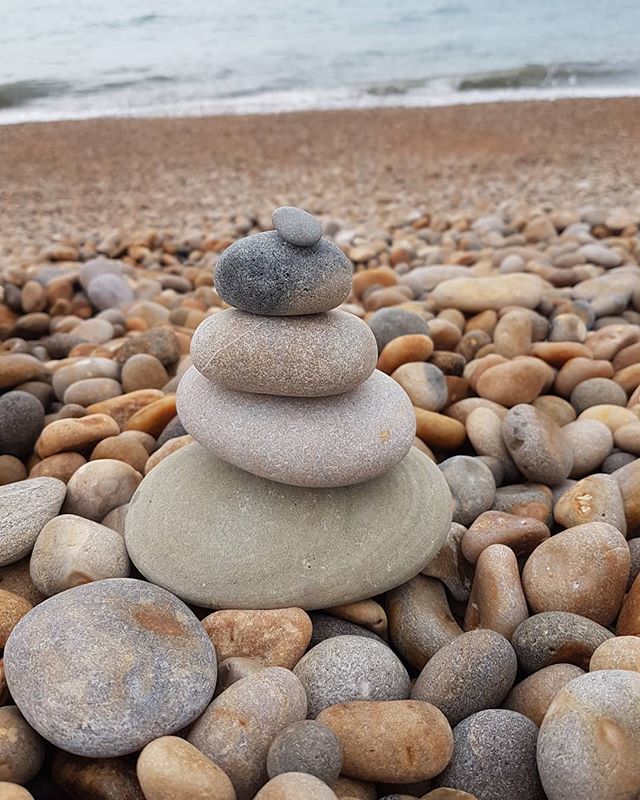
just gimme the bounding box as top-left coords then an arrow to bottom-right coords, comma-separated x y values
1,97 -> 640,800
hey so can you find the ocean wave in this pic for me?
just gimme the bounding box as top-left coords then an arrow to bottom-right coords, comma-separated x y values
0,80 -> 70,110
457,61 -> 635,91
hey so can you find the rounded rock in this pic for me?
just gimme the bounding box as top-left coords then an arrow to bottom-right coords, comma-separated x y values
502,404 -> 573,485
256,772 -> 338,800
4,578 -> 216,757
293,635 -> 410,718
570,377 -> 627,414
439,456 -> 496,527
0,477 -> 66,566
63,459 -> 142,521
368,308 -> 430,353
0,705 -> 45,785
563,419 -> 613,478
121,353 -> 169,393
267,720 -> 343,784
391,362 -> 448,412
0,391 -> 44,460
272,206 -> 323,247
502,664 -> 585,726
589,636 -> 640,672
0,784 -> 35,800
63,377 -> 123,406
86,273 -> 134,310
462,511 -> 549,564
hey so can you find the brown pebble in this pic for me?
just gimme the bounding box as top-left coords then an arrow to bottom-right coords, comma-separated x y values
91,431 -> 151,472
326,599 -> 387,638
554,357 -> 614,397
86,389 -> 165,427
553,473 -> 626,534
0,705 -> 44,785
579,403 -> 639,432
52,750 -> 145,800
445,398 -> 507,424
0,354 -> 49,390
614,422 -> 640,454
29,451 -> 86,482
423,790 -> 477,799
589,636 -> 640,672
0,589 -> 32,647
502,664 -> 585,726
35,413 -> 120,458
121,353 -> 170,393
0,456 -> 27,486
333,777 -> 376,800
614,458 -> 640,536
531,395 -> 576,427
63,377 -> 123,407
124,394 -> 177,438
62,458 -> 142,521
462,511 -> 550,564
144,435 -> 193,473
414,408 -> 466,450
475,357 -> 553,406
493,310 -> 532,358
216,657 -> 266,694
493,482 -> 554,524
530,341 -> 591,366
115,328 -> 181,366
617,573 -> 640,635
352,267 -> 398,299
376,334 -> 434,374
422,522 -> 473,602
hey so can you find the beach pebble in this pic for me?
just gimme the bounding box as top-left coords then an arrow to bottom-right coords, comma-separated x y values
555,357 -> 614,397
0,589 -> 31,647
0,705 -> 44,785
522,522 -> 629,624
614,458 -> 640,536
502,404 -> 573,484
87,272 -> 134,310
391,362 -> 448,411
430,274 -> 543,312
387,575 -> 462,670
318,700 -> 453,783
29,451 -> 86,482
63,458 -> 142,520
462,511 -> 549,563
414,409 -> 466,450
376,334 -> 434,374
464,544 -> 529,640
617,573 -> 640,635
188,667 -> 307,800
63,377 -> 122,406
465,407 -> 519,481
422,522 -> 473,602
570,377 -> 627,413
435,710 -> 543,800
191,309 -> 377,397
79,256 -> 125,290
553,473 -> 626,532
0,477 -> 66,566
326,599 -> 387,638
91,431 -> 151,472
5,578 -> 216,757
503,664 -> 585,726
126,444 -> 450,610
202,608 -> 312,669
614,422 -> 640,454
579,403 -> 638,432
411,630 -> 517,726
476,358 -> 552,406
368,308 -> 430,352
50,750 -> 144,800
532,395 -> 576,427
267,720 -> 343,784
537,670 -> 640,800
36,413 -> 120,458
121,353 -> 169,393
493,482 -> 553,524
52,358 -> 120,400
0,784 -> 34,800
0,391 -> 44,460
0,456 -> 27,486
512,611 -> 614,671
71,317 -> 115,344
293,635 -> 410,718
256,772 -> 338,800
136,735 -> 236,800
563,419 -> 614,477
29,514 -> 130,596
423,791 -> 477,800
214,231 -> 352,315
590,635 -> 640,672
309,613 -> 385,649
272,206 -> 323,247
439,456 -> 495,526
115,328 -> 181,365
0,354 -> 49,390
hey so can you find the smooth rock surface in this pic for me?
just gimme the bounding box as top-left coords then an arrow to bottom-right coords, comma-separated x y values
191,309 -> 377,397
0,391 -> 44,460
502,404 -> 573,485
267,720 -> 343,784
178,367 -> 415,487
272,206 -> 323,247
126,444 -> 452,610
503,664 -> 585,726
4,578 -> 216,757
255,772 -> 338,800
0,477 -> 66,566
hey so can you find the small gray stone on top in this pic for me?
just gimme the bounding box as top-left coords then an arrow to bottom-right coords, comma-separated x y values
272,206 -> 323,247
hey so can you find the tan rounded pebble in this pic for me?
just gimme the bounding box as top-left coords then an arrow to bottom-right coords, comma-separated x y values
429,274 -> 543,312
377,335 -> 434,374
318,700 -> 453,783
202,608 -> 312,669
392,363 -> 448,412
63,377 -> 123,406
63,459 -> 142,521
563,419 -> 614,478
91,431 -> 151,472
465,407 -> 518,480
423,790 -> 477,799
502,663 -> 585,726
115,328 -> 181,366
388,575 -> 462,670
0,783 -> 35,800
532,395 -> 576,426
51,750 -> 145,800
579,403 -> 639,432
614,422 -> 640,454
0,589 -> 32,647
86,388 -> 165,427
101,503 -> 129,534
531,341 -> 591,366
352,266 -> 398,299
29,451 -> 86,482
121,353 -> 169,393
0,456 -> 27,486
0,354 -> 49,390
144,435 -> 193,473
493,482 -> 553,524
493,310 -> 532,357
333,777 -> 375,800
136,735 -> 236,800
255,773 -> 337,800
553,473 -> 626,534
522,522 -> 629,625
617,573 -> 640,635
464,544 -> 528,640
124,394 -> 177,438
614,458 -> 640,537
326,599 -> 387,638
428,318 -> 462,350
476,357 -> 553,406
555,357 -> 614,397
462,511 -> 550,564
30,514 -> 130,596
35,413 -> 120,458
502,404 -> 573,485
0,705 -> 44,784
414,408 -> 466,450
590,636 -> 640,672
0,558 -> 43,606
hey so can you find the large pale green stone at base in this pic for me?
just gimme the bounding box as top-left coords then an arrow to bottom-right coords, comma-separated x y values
125,443 -> 452,610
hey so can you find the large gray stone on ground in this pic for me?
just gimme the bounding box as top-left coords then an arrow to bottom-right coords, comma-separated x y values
0,477 -> 66,566
272,206 -> 323,247
4,578 -> 216,757
293,635 -> 410,718
214,231 -> 352,315
191,308 -> 377,396
177,368 -> 415,487
0,391 -> 44,460
125,443 -> 452,610
537,670 -> 640,800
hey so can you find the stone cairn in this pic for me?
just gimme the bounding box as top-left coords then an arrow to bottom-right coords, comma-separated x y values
125,206 -> 451,609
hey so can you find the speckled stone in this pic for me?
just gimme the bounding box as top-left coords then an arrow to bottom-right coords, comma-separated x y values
318,700 -> 453,784
537,670 -> 640,800
188,667 -> 307,800
267,720 -> 343,784
563,420 -> 614,478
391,362 -> 448,411
30,514 -> 130,596
0,705 -> 45,784
502,405 -> 573,485
309,613 -> 386,648
214,231 -> 352,315
570,377 -> 627,414
51,750 -> 145,799
178,368 -> 415,487
63,459 -> 142,521
553,473 -> 626,533
368,308 -> 430,353
293,635 -> 410,718
0,477 -> 66,566
439,456 -> 496,526
4,578 -> 216,757
462,511 -> 549,564
255,772 -> 338,800
589,636 -> 640,672
126,444 -> 451,610
0,391 -> 44,460
430,274 -> 544,312
503,664 -> 585,726
493,483 -> 554,525
79,256 -> 125,290
512,612 -> 614,672
435,710 -> 544,800
272,206 -> 323,247
136,735 -> 236,800
412,630 -> 517,726
191,309 -> 377,396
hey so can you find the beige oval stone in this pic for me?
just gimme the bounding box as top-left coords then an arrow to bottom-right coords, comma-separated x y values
563,419 -> 614,478
144,435 -> 193,474
462,511 -> 550,564
333,777 -> 376,800
377,334 -> 434,374
29,452 -> 86,482
63,459 -> 142,521
317,700 -> 453,783
555,357 -> 614,397
202,609 -> 312,669
86,389 -> 165,427
414,408 -> 466,450
532,395 -> 576,427
502,664 -> 585,726
430,274 -> 544,312
121,353 -> 169,393
553,474 -> 626,534
0,705 -> 44,785
124,394 -> 177,438
0,590 -> 32,647
254,773 -> 337,800
326,599 -> 387,638
614,422 -> 640,454
617,573 -> 640,635
36,413 -> 120,458
476,358 -> 553,406
579,404 -> 640,432
0,782 -> 35,800
63,377 -> 123,406
136,735 -> 236,800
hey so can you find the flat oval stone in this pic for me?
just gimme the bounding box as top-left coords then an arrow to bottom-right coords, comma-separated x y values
537,670 -> 640,800
502,404 -> 573,485
589,636 -> 640,672
191,309 -> 377,397
125,443 -> 452,610
503,664 -> 585,726
4,578 -> 216,757
0,705 -> 45,784
0,391 -> 44,460
214,231 -> 352,315
0,478 -> 66,566
368,308 -> 430,353
267,720 -> 343,784
177,368 -> 416,487
293,635 -> 410,718
272,206 -> 323,247
439,456 -> 496,527
430,274 -> 544,312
